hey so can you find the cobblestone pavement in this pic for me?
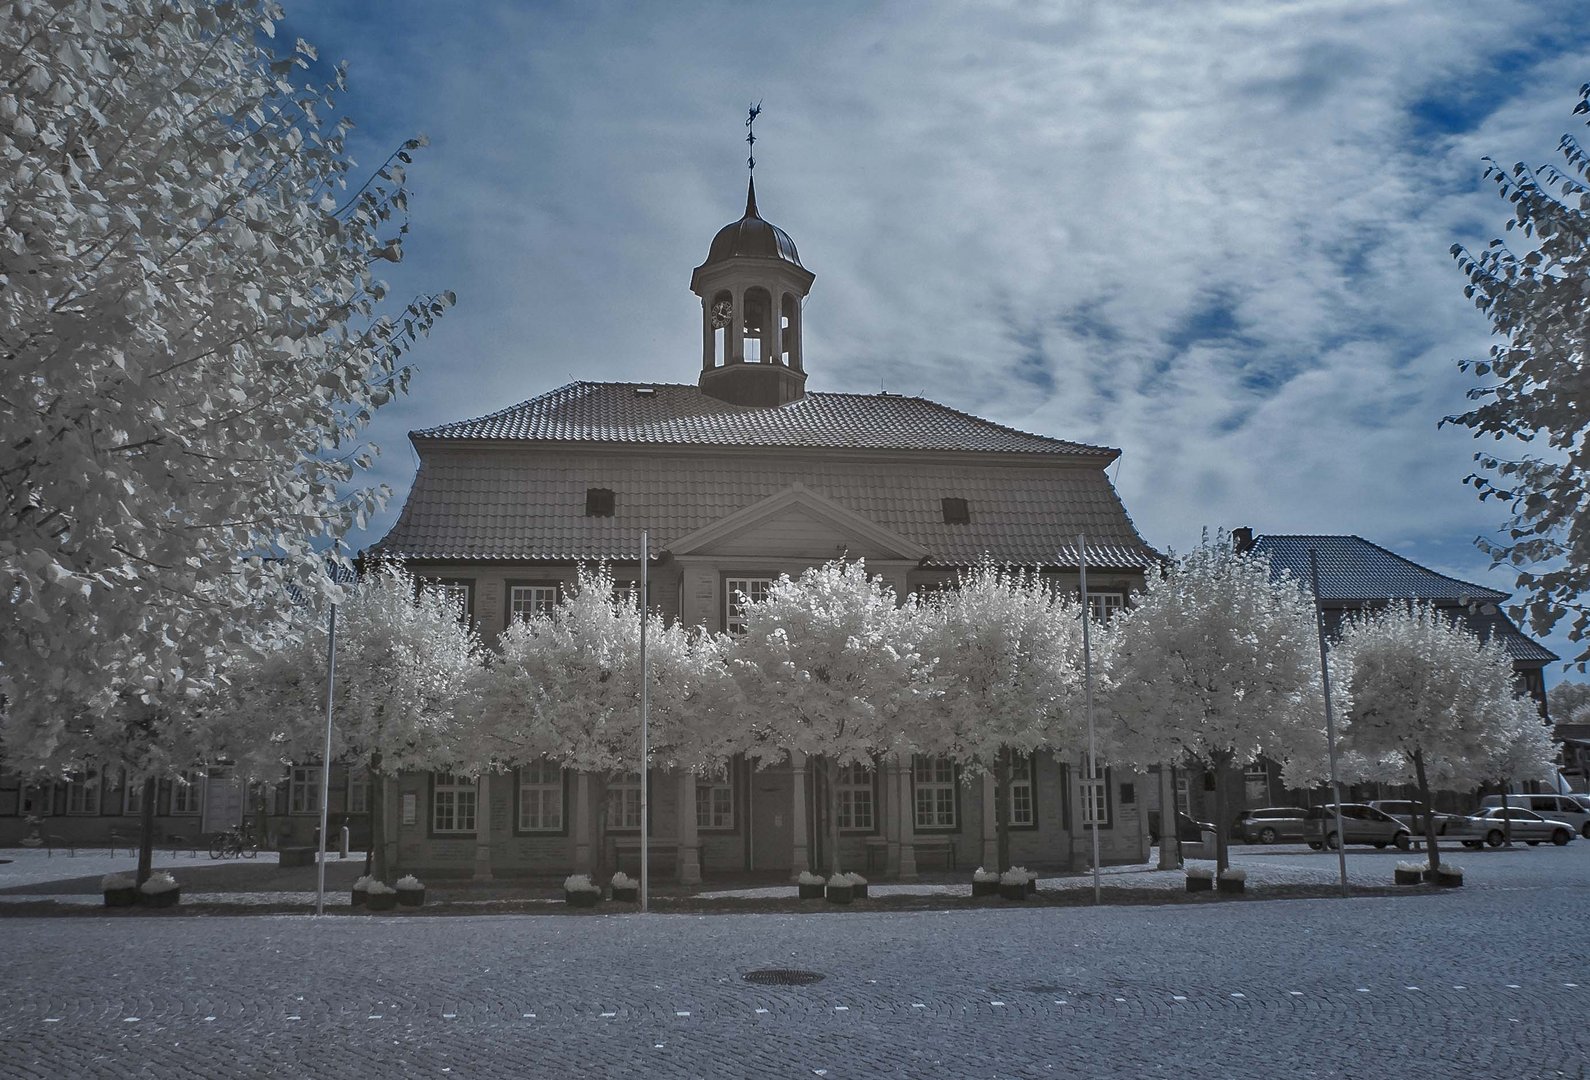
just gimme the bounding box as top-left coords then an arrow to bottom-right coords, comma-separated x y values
0,848 -> 1586,1079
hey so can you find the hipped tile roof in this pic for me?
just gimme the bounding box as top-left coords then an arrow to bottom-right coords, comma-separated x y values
1253,534 -> 1556,665
412,381 -> 1114,458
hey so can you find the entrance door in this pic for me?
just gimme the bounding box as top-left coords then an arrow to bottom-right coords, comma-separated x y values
750,767 -> 793,872
201,771 -> 244,834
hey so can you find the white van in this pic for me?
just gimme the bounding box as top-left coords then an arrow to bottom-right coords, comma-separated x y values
1478,794 -> 1590,838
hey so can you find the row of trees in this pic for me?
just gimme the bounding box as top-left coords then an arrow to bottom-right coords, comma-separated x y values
203,541 -> 1553,877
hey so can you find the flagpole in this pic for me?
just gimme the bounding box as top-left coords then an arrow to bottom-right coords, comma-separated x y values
1310,550 -> 1349,899
640,529 -> 650,913
315,601 -> 337,917
1079,534 -> 1101,905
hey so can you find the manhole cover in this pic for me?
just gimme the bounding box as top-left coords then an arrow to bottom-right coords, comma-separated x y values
743,969 -> 825,986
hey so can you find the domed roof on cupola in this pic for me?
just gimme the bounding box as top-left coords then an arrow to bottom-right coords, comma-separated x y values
704,178 -> 803,267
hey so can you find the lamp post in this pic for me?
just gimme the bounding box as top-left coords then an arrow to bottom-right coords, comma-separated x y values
1309,550 -> 1349,899
640,529 -> 650,913
315,600 -> 337,917
1079,534 -> 1101,905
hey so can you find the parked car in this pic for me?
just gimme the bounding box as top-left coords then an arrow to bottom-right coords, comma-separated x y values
1366,800 -> 1464,835
1305,804 -> 1412,850
1150,811 -> 1216,844
1233,807 -> 1308,844
1477,794 -> 1590,839
1447,807 -> 1578,848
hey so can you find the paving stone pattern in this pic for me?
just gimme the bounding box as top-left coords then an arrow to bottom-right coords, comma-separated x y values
1,850 -> 1587,1078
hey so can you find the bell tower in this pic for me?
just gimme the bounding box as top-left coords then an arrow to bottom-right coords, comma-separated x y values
690,107 -> 814,408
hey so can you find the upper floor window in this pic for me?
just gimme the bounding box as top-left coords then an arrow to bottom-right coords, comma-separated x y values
725,577 -> 774,634
585,488 -> 616,517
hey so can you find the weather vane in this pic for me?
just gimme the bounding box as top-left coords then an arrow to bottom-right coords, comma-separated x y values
746,101 -> 762,173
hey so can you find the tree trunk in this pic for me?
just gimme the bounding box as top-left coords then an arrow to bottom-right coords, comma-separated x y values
1412,748 -> 1440,871
994,748 -> 1011,874
369,751 -> 388,882
136,776 -> 158,886
592,774 -> 611,885
1503,779 -> 1514,847
1211,751 -> 1232,872
1157,765 -> 1181,870
818,755 -> 842,876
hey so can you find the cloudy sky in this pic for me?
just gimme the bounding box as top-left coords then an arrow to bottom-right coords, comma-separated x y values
280,0 -> 1586,672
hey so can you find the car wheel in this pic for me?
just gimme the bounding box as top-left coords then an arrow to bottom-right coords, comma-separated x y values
1486,829 -> 1505,848
1581,823 -> 1590,840
1393,833 -> 1411,851
1259,827 -> 1278,844
1307,842 -> 1322,851
1553,829 -> 1571,846
1325,831 -> 1341,851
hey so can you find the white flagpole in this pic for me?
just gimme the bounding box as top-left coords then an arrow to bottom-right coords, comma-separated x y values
640,529 -> 650,913
1310,550 -> 1349,899
315,601 -> 337,917
1079,534 -> 1101,904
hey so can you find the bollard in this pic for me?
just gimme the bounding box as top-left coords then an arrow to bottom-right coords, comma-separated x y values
339,824 -> 350,859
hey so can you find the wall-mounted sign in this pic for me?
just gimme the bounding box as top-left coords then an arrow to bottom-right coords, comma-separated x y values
401,792 -> 417,826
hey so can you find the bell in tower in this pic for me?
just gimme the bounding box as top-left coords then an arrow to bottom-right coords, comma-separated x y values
689,109 -> 814,408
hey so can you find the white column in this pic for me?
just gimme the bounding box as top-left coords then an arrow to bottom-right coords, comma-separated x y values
895,759 -> 918,881
789,751 -> 809,880
981,773 -> 999,870
677,771 -> 702,885
573,772 -> 593,874
472,772 -> 493,882
731,287 -> 745,362
1158,765 -> 1181,870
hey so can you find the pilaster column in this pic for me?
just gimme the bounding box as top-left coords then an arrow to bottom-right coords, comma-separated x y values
895,759 -> 918,881
677,771 -> 702,885
789,752 -> 809,880
981,773 -> 999,870
1158,765 -> 1181,870
573,772 -> 593,874
472,772 -> 493,882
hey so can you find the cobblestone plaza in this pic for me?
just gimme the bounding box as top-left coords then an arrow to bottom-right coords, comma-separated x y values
1,847 -> 1586,1079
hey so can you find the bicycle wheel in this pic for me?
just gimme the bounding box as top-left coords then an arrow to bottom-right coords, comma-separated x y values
241,840 -> 258,859
208,835 -> 227,860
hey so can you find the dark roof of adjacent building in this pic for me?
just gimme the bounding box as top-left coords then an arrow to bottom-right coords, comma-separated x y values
1251,534 -> 1556,665
412,381 -> 1116,459
375,450 -> 1160,570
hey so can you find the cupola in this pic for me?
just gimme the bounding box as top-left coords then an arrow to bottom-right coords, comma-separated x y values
690,176 -> 815,407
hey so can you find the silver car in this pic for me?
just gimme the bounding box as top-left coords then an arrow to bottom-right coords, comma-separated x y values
1447,807 -> 1578,848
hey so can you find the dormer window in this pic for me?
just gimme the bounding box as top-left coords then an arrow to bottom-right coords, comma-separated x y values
586,488 -> 615,517
941,497 -> 970,524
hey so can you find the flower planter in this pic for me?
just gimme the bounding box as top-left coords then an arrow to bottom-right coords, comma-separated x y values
611,885 -> 639,903
1394,868 -> 1423,886
140,889 -> 181,909
1433,870 -> 1463,888
565,889 -> 600,908
998,882 -> 1027,901
351,890 -> 369,908
1025,877 -> 1037,896
825,884 -> 855,905
103,887 -> 139,908
366,890 -> 398,912
397,888 -> 425,908
971,879 -> 999,897
1185,876 -> 1213,893
850,883 -> 868,900
1217,878 -> 1245,895
798,883 -> 825,900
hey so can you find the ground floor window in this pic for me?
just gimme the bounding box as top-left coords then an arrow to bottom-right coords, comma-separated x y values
65,768 -> 101,815
172,769 -> 204,816
836,763 -> 874,831
121,772 -> 143,816
518,760 -> 564,833
1081,758 -> 1111,828
696,774 -> 734,830
725,577 -> 775,634
1175,772 -> 1191,815
606,772 -> 642,830
1008,754 -> 1035,828
288,766 -> 322,816
432,772 -> 478,834
508,583 -> 558,623
347,768 -> 370,815
913,755 -> 957,831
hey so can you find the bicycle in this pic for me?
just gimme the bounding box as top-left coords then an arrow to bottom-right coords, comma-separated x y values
208,824 -> 259,860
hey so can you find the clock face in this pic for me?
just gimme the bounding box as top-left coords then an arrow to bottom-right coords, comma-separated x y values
711,298 -> 733,329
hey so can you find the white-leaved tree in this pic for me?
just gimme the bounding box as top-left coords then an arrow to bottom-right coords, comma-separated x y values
1105,535 -> 1323,871
729,560 -> 930,877
480,565 -> 730,879
1331,602 -> 1534,869
0,0 -> 453,836
1480,694 -> 1560,846
918,560 -> 1087,874
1449,84 -> 1590,666
216,561 -> 483,882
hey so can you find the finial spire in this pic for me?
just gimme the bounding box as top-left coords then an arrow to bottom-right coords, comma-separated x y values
745,101 -> 761,174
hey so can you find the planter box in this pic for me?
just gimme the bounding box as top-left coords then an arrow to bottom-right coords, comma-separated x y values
140,889 -> 180,909
103,887 -> 139,908
1394,869 -> 1423,886
366,891 -> 398,911
998,882 -> 1027,901
1186,876 -> 1213,893
397,888 -> 425,908
565,889 -> 600,908
798,883 -> 824,900
1217,878 -> 1245,895
351,890 -> 369,908
611,885 -> 639,903
851,883 -> 868,900
1433,872 -> 1463,888
825,884 -> 855,905
1025,878 -> 1037,896
971,879 -> 999,897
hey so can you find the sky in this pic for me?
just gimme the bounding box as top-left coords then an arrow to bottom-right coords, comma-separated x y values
277,0 -> 1587,675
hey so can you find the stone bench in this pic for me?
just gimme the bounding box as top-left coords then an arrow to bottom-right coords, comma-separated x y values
609,839 -> 679,877
864,836 -> 957,874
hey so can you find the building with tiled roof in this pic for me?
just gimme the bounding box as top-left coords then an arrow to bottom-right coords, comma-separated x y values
369,173 -> 1157,884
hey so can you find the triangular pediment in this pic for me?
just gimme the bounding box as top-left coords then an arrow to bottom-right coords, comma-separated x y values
667,483 -> 929,561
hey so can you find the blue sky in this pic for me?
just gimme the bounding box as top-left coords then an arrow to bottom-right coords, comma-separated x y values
279,0 -> 1587,677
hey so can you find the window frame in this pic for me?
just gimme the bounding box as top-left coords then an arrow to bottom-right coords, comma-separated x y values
1079,758 -> 1113,829
504,580 -> 561,626
911,755 -> 960,833
695,770 -> 736,832
121,771 -> 144,817
170,769 -> 204,816
288,765 -> 323,816
64,768 -> 102,816
429,771 -> 479,837
514,759 -> 568,836
723,575 -> 777,635
1006,753 -> 1038,831
835,762 -> 878,834
1086,590 -> 1127,623
605,771 -> 643,832
421,577 -> 475,624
